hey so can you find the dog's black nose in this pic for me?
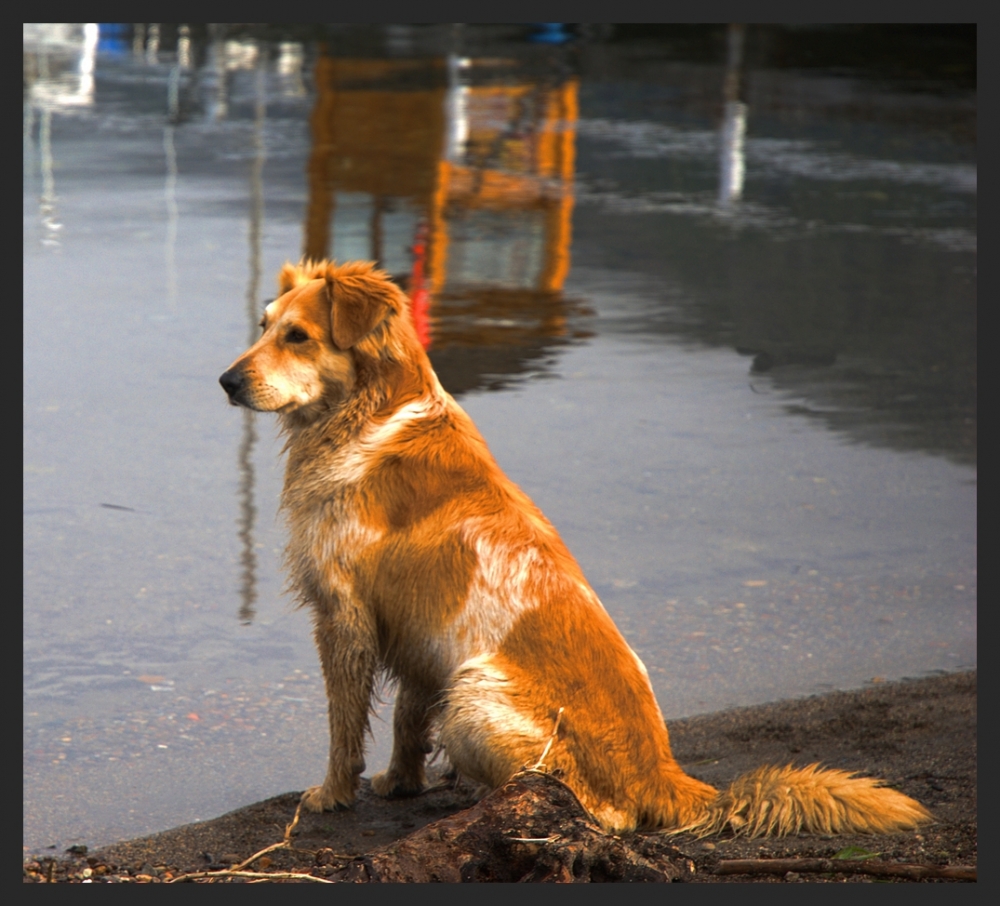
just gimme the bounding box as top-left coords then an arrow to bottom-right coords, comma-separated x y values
219,368 -> 244,399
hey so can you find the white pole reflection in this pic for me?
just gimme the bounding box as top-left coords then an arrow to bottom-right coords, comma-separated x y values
163,27 -> 191,315
719,101 -> 747,208
208,26 -> 228,121
26,23 -> 99,248
23,95 -> 35,199
163,78 -> 179,312
132,23 -> 145,58
146,23 -> 160,65
78,22 -> 97,99
718,23 -> 748,210
238,44 -> 268,625
36,37 -> 60,249
177,24 -> 191,70
247,46 -> 266,344
276,41 -> 305,97
444,53 -> 471,163
39,106 -> 61,248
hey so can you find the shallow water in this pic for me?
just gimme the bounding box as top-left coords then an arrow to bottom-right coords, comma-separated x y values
23,24 -> 975,853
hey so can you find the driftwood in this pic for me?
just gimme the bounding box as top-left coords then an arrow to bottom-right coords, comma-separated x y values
163,767 -> 973,884
715,858 -> 976,882
334,771 -> 694,883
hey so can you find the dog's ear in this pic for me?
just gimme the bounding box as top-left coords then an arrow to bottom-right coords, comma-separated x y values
278,262 -> 305,295
278,259 -> 330,295
326,269 -> 397,349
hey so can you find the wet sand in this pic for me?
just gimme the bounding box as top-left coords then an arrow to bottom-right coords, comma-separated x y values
23,669 -> 975,883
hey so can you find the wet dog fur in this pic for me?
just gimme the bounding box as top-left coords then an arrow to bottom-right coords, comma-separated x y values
219,260 -> 931,836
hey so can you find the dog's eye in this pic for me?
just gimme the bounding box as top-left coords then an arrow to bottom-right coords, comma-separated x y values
286,327 -> 309,344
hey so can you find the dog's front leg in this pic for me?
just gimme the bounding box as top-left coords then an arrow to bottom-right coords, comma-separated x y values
371,683 -> 441,797
301,609 -> 378,812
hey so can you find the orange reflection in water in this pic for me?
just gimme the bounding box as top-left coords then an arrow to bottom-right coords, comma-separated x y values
304,53 -> 578,357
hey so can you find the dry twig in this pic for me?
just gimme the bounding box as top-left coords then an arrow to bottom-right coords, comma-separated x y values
530,707 -> 565,771
169,869 -> 335,883
168,797 -> 343,883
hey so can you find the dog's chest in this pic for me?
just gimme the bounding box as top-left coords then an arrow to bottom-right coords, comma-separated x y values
283,485 -> 381,605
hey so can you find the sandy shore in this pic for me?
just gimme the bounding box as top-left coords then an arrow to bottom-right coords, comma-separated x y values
23,669 -> 975,882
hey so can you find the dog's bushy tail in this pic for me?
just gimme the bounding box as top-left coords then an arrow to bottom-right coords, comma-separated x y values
676,763 -> 932,837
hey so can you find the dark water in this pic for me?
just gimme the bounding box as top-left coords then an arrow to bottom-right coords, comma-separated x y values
23,24 -> 975,853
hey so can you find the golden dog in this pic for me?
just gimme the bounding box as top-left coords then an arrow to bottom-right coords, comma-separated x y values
219,260 -> 930,836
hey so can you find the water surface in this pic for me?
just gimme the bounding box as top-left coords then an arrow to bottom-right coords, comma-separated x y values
24,24 -> 975,853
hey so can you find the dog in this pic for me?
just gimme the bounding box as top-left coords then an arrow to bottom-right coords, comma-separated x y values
219,259 -> 931,836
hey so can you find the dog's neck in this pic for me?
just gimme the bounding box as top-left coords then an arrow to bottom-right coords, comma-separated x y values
279,344 -> 442,476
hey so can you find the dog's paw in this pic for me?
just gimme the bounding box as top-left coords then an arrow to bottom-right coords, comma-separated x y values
370,769 -> 425,799
300,784 -> 355,813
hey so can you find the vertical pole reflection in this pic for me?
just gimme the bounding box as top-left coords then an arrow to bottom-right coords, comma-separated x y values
146,23 -> 160,65
78,23 -> 98,100
371,195 -> 385,267
33,44 -> 60,249
718,23 -> 748,210
132,23 -> 146,58
208,25 -> 228,121
39,105 -> 60,248
237,406 -> 259,625
164,82 -> 179,314
23,96 -> 35,201
247,50 -> 266,339
443,52 -> 470,163
237,45 -> 267,625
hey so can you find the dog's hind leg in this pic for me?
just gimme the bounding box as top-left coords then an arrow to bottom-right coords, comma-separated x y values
301,607 -> 379,812
436,655 -> 549,790
371,683 -> 441,797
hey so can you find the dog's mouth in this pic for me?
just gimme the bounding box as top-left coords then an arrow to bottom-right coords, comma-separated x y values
222,389 -> 266,412
218,369 -> 298,414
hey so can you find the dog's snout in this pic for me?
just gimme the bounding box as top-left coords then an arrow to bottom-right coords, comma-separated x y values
219,368 -> 245,400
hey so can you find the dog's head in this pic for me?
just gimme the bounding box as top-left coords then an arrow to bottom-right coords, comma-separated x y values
219,260 -> 410,425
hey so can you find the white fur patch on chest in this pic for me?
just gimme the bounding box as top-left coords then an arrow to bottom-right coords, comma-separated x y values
335,396 -> 438,484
